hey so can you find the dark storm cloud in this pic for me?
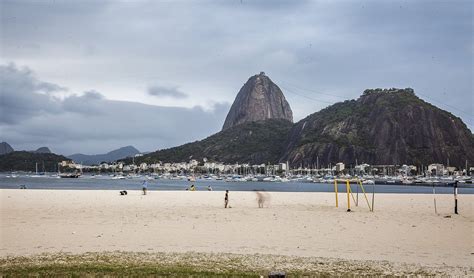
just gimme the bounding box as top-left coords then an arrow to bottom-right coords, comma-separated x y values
0,64 -> 229,154
148,86 -> 188,99
0,64 -> 65,124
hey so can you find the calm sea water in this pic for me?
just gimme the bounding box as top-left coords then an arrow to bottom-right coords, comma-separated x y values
0,174 -> 473,194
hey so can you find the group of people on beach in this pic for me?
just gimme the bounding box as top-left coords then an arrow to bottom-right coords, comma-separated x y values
186,184 -> 213,191
140,180 -> 213,195
138,180 -> 267,209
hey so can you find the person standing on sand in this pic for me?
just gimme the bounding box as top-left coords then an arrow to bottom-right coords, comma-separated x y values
256,190 -> 264,208
142,179 -> 148,195
224,190 -> 229,208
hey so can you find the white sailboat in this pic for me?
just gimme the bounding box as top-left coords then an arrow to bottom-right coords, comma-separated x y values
30,163 -> 42,177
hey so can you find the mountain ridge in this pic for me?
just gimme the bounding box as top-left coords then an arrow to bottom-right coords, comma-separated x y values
32,147 -> 52,154
68,146 -> 140,165
0,151 -> 69,172
136,85 -> 473,167
280,88 -> 474,167
132,119 -> 293,165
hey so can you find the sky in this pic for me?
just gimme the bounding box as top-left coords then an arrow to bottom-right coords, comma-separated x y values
1,0 -> 472,155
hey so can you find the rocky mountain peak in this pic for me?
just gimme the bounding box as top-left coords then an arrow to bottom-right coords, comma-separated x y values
0,142 -> 14,155
222,72 -> 293,130
33,147 -> 52,154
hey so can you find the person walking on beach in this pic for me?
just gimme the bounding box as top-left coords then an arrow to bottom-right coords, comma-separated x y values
142,179 -> 148,195
255,190 -> 270,208
224,190 -> 229,208
256,190 -> 264,208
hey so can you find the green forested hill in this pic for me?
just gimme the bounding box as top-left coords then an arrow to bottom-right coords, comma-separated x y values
134,119 -> 293,165
280,88 -> 474,167
0,151 -> 69,172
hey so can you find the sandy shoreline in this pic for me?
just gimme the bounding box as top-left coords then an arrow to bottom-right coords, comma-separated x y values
1,189 -> 473,273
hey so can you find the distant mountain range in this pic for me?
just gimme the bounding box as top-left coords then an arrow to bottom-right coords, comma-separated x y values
0,143 -> 141,171
0,142 -> 51,155
134,73 -> 474,167
68,146 -> 140,165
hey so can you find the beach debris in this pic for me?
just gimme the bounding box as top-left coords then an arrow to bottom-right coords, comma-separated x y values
268,271 -> 286,277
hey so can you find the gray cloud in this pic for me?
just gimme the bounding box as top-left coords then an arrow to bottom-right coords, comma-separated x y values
0,63 -> 65,124
0,64 -> 229,154
148,85 -> 188,99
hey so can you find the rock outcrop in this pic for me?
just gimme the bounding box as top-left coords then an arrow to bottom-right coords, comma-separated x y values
0,142 -> 14,155
32,147 -> 52,154
222,72 -> 293,130
280,88 -> 474,167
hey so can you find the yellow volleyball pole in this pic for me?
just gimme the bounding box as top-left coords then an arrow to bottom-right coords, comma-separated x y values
358,180 -> 372,212
346,179 -> 351,212
334,179 -> 339,207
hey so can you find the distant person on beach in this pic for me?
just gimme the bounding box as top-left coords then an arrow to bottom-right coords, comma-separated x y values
190,184 -> 196,191
224,190 -> 229,208
142,180 -> 148,195
255,190 -> 270,208
256,191 -> 264,208
207,185 -> 213,191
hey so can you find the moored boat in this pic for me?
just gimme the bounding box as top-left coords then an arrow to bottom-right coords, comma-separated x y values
59,173 -> 81,178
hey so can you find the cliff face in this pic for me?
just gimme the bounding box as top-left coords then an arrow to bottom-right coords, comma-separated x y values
280,88 -> 474,167
222,72 -> 293,130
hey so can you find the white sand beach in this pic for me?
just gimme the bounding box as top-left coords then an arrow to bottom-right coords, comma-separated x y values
0,189 -> 473,273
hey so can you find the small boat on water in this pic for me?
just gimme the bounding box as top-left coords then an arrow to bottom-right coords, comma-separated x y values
59,173 -> 81,178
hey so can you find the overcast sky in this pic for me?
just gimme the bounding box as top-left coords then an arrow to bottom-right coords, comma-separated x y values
1,0 -> 472,155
